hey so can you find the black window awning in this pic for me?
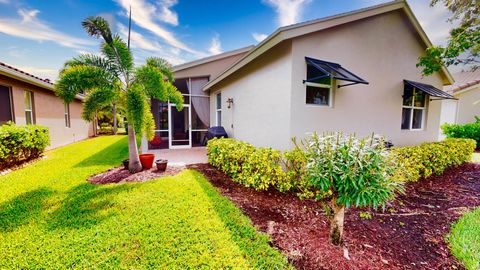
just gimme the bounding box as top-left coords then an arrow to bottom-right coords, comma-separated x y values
304,57 -> 369,88
404,80 -> 456,99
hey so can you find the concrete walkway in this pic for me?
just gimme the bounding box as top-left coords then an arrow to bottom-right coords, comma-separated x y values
147,147 -> 208,166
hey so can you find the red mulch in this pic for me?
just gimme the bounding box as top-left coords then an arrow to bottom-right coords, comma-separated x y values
188,163 -> 480,270
88,165 -> 184,184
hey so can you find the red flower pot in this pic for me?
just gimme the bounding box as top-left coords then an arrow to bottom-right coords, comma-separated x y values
139,154 -> 155,170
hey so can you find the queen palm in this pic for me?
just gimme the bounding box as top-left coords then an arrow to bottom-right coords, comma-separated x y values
55,16 -> 183,173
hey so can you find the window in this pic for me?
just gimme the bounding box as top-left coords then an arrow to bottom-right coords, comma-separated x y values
24,91 -> 34,125
305,63 -> 332,106
216,93 -> 222,126
401,85 -> 427,130
64,103 -> 71,128
0,85 -> 14,125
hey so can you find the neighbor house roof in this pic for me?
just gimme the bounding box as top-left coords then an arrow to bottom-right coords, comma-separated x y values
173,45 -> 254,72
444,70 -> 480,94
0,61 -> 84,101
202,0 -> 454,91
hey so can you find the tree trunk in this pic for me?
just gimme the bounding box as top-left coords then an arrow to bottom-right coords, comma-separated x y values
329,203 -> 345,246
93,113 -> 98,137
128,124 -> 142,173
113,103 -> 117,135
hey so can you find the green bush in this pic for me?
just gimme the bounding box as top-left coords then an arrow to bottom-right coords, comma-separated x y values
391,138 -> 476,182
442,118 -> 480,148
0,123 -> 50,167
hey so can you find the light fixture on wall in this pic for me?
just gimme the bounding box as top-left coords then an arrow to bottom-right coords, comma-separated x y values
227,98 -> 234,109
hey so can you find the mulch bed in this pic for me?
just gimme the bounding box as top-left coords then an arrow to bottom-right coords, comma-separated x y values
188,163 -> 480,270
88,165 -> 184,184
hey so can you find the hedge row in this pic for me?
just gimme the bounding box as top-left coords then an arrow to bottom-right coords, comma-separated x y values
442,119 -> 480,148
207,137 -> 475,194
391,138 -> 475,182
0,123 -> 50,167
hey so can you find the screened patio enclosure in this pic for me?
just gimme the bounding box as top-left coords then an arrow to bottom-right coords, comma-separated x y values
148,77 -> 210,149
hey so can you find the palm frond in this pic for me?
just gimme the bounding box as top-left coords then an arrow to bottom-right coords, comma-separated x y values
134,65 -> 168,101
82,16 -> 113,44
62,54 -> 119,79
145,57 -> 175,83
55,65 -> 110,103
102,35 -> 133,83
81,86 -> 118,121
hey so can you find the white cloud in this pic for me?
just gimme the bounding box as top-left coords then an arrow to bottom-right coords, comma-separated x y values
408,0 -> 457,46
252,32 -> 268,42
158,0 -> 179,26
0,0 -> 10,4
117,23 -> 163,52
208,34 -> 222,55
13,64 -> 59,81
264,0 -> 311,27
0,9 -> 94,49
115,0 -> 201,55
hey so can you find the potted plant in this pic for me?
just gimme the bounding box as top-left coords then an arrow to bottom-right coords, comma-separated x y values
155,159 -> 168,172
122,159 -> 129,170
139,154 -> 155,170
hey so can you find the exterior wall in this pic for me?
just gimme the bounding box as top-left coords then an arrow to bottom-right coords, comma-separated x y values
455,87 -> 480,124
289,10 -> 445,148
0,74 -> 91,149
439,99 -> 458,139
174,53 -> 246,80
209,42 -> 293,150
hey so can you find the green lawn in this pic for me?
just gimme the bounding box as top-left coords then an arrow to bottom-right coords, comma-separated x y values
449,208 -> 480,270
0,136 -> 290,269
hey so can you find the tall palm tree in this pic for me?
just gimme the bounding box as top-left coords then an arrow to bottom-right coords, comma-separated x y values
55,16 -> 183,173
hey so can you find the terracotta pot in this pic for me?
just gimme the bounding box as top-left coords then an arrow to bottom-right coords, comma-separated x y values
122,159 -> 129,170
155,159 -> 168,172
139,154 -> 155,170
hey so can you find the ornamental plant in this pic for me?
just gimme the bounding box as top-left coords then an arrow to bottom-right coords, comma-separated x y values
303,132 -> 403,245
55,16 -> 183,173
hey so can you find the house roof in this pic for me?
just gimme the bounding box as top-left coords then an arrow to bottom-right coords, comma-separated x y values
173,45 -> 254,72
444,70 -> 480,94
0,61 -> 84,101
202,0 -> 454,91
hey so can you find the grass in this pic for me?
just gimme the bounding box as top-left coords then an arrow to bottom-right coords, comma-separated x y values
448,208 -> 480,270
0,136 -> 290,269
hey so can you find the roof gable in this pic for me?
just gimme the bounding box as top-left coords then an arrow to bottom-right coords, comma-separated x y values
203,0 -> 454,91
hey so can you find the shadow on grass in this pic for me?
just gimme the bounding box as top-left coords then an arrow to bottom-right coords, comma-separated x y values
73,137 -> 128,168
47,183 -> 136,230
0,188 -> 54,232
193,170 -> 290,269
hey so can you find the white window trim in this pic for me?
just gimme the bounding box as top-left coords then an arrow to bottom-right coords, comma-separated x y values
215,93 -> 222,126
402,87 -> 427,131
24,91 -> 34,125
305,81 -> 333,107
64,103 -> 71,128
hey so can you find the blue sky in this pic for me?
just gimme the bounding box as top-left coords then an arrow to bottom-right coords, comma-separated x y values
0,0 -> 456,80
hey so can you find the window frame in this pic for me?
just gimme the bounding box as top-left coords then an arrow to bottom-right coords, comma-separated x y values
64,103 -> 71,128
215,92 -> 222,126
24,90 -> 34,125
305,81 -> 333,107
401,87 -> 427,131
0,84 -> 15,124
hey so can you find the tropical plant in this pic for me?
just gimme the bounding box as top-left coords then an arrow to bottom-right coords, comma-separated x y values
303,132 -> 403,245
55,16 -> 183,172
417,0 -> 479,75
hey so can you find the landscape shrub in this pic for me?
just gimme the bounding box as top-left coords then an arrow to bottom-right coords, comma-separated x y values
442,117 -> 480,148
0,123 -> 50,167
391,138 -> 476,182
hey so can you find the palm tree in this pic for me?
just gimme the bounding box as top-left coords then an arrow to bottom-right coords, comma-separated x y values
55,16 -> 183,173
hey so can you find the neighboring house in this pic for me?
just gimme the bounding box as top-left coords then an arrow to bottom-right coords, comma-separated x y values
148,0 -> 455,151
0,62 -> 92,149
444,70 -> 480,124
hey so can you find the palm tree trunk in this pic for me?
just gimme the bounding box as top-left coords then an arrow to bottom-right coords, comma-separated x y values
128,124 -> 142,173
112,103 -> 117,135
329,202 -> 345,246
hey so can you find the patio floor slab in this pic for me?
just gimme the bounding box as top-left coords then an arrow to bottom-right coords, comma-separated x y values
147,147 -> 208,166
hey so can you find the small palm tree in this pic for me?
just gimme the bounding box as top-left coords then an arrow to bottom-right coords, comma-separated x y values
55,16 -> 183,173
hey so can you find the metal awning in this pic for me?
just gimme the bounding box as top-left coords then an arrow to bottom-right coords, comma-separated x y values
304,57 -> 369,88
404,80 -> 456,100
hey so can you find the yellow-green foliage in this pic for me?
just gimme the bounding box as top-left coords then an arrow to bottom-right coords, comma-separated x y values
391,138 -> 476,182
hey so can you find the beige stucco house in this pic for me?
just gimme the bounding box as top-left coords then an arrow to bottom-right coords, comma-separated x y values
148,0 -> 456,151
0,62 -> 92,149
444,70 -> 480,124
